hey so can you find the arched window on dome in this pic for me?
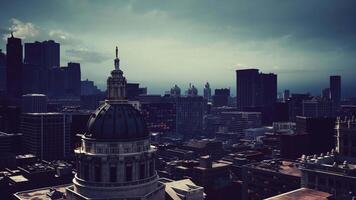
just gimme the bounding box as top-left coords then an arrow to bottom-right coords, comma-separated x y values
139,163 -> 145,179
125,164 -> 133,181
94,164 -> 101,182
110,165 -> 117,182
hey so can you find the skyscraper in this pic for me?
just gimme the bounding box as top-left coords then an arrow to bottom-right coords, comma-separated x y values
6,33 -> 23,98
203,82 -> 212,102
21,113 -> 71,160
236,69 -> 260,109
24,40 -> 60,69
213,88 -> 230,107
330,75 -> 341,115
0,49 -> 6,93
236,69 -> 277,124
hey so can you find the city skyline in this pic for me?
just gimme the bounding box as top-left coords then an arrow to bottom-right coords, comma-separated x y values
1,0 -> 356,97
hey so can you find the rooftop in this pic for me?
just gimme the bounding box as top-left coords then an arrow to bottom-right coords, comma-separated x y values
14,184 -> 70,200
265,187 -> 332,200
247,160 -> 302,177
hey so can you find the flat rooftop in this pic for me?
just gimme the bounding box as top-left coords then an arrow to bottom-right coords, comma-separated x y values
14,184 -> 70,200
248,160 -> 302,177
265,188 -> 332,200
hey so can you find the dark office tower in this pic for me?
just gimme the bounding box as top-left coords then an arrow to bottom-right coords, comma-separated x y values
236,69 -> 259,109
6,34 -> 23,98
322,88 -> 330,100
0,49 -> 6,94
65,62 -> 81,98
175,96 -> 204,137
24,40 -> 60,69
260,72 -> 277,106
236,69 -> 277,124
283,89 -> 290,102
21,113 -> 71,160
213,88 -> 230,107
330,75 -> 341,115
203,82 -> 211,102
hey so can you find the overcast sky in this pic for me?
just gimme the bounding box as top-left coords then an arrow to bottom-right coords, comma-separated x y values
0,0 -> 355,97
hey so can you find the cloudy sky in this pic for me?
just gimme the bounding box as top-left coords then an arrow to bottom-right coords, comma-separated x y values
0,0 -> 355,97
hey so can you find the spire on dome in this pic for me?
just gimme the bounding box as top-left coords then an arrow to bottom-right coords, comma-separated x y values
116,46 -> 118,59
114,46 -> 120,70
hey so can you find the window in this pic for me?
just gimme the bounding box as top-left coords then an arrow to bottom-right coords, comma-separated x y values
126,165 -> 132,181
94,165 -> 101,182
110,166 -> 117,182
84,164 -> 89,180
149,161 -> 154,177
139,163 -> 145,179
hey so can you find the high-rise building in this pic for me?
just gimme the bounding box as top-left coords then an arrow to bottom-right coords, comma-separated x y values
322,88 -> 330,100
236,69 -> 260,109
0,49 -> 6,94
283,89 -> 290,102
203,82 -> 211,102
65,47 -> 166,200
219,111 -> 261,135
48,62 -> 81,99
330,75 -> 341,115
236,69 -> 277,124
65,62 -> 81,97
80,79 -> 101,95
175,96 -> 204,137
141,100 -> 176,134
6,33 -> 23,98
21,94 -> 47,113
20,113 -> 71,160
186,83 -> 198,96
213,88 -> 230,107
24,40 -> 60,69
302,97 -> 332,118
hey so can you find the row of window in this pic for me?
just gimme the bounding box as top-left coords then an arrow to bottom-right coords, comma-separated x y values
80,161 -> 155,183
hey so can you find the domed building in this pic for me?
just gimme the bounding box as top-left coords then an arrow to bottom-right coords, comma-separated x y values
66,47 -> 165,200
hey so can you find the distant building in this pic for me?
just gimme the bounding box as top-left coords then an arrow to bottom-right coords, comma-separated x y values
322,88 -> 330,100
6,33 -> 23,98
24,40 -> 60,69
330,75 -> 341,115
0,101 -> 21,134
236,69 -> 277,124
0,132 -> 22,169
213,88 -> 230,107
20,113 -> 71,160
186,83 -> 198,96
21,94 -> 47,113
48,62 -> 81,99
219,111 -> 261,135
287,93 -> 311,121
283,89 -> 290,102
175,96 -> 204,137
336,117 -> 356,157
170,84 -> 181,97
80,79 -> 101,95
242,159 -> 301,200
0,49 -> 6,94
203,82 -> 211,102
302,97 -> 332,118
141,101 -> 176,134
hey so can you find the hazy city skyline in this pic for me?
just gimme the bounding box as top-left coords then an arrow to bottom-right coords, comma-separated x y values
1,0 -> 356,97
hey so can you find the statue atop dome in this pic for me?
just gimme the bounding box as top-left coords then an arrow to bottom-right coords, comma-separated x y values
107,46 -> 127,101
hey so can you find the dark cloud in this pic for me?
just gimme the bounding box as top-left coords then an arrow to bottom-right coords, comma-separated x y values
65,49 -> 109,63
